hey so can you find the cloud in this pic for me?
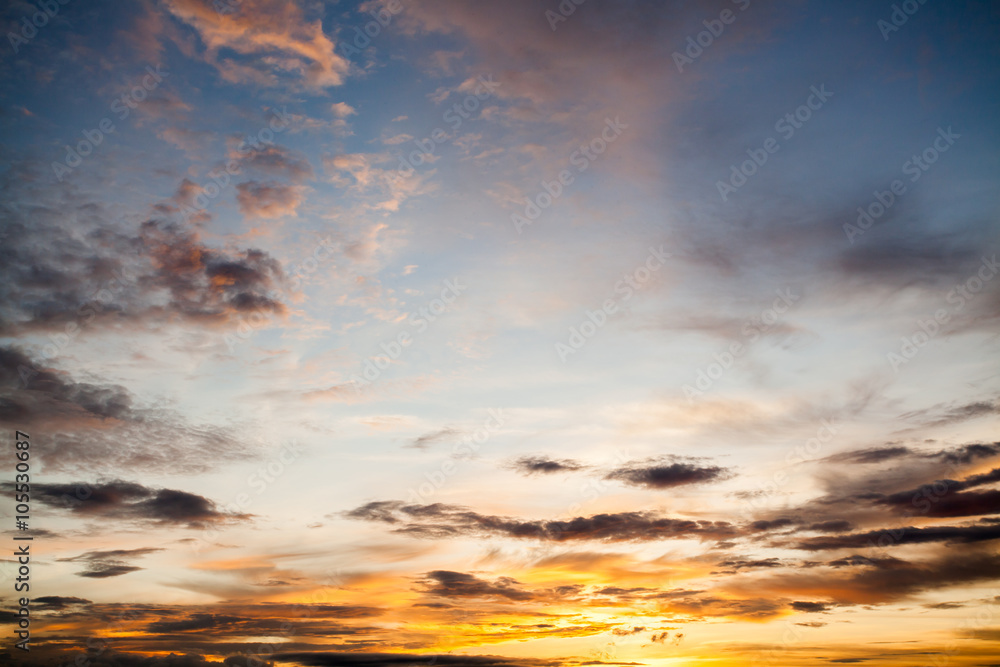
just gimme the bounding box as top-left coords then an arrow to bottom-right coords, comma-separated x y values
345,500 -> 737,543
507,455 -> 587,475
661,595 -> 788,620
235,181 -> 304,219
162,0 -> 349,91
77,563 -> 145,578
827,441 -> 1000,467
750,518 -> 798,532
604,459 -> 730,489
749,551 -> 1000,606
790,601 -> 830,613
1,345 -> 136,421
331,102 -> 357,118
231,144 -> 315,183
382,133 -> 414,145
791,522 -> 1000,551
806,521 -> 854,533
29,480 -> 251,528
0,346 -> 258,474
901,399 -> 1000,428
873,468 -> 1000,518
58,546 -> 162,578
0,176 -> 288,335
409,427 -> 462,450
146,613 -> 244,633
825,446 -> 914,465
322,152 -> 436,212
714,557 -> 784,574
271,654 -> 562,667
33,596 -> 92,610
420,570 -> 534,601
28,651 -> 223,667
933,442 -> 1000,466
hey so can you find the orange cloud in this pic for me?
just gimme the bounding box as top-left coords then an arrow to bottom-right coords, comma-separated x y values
163,0 -> 349,90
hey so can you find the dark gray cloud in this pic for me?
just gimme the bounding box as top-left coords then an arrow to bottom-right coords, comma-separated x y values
58,546 -> 162,579
825,446 -> 913,465
826,554 -> 908,569
0,170 -> 287,335
934,442 -> 1000,466
825,442 -> 1000,467
790,601 -> 829,613
28,651 -> 224,667
345,500 -> 738,543
508,456 -> 587,475
33,596 -> 92,610
761,551 -> 1000,606
806,521 -> 854,533
604,459 -> 730,489
408,427 -> 462,450
750,518 -> 797,532
28,480 -> 250,527
754,441 -> 1000,537
0,345 -> 136,421
663,595 -> 787,620
872,468 -> 1000,518
901,399 -> 1000,429
77,563 -> 145,578
272,654 -> 562,667
420,571 -> 534,601
924,601 -> 966,609
146,613 -> 244,633
715,557 -> 784,574
792,522 -> 1000,551
0,345 -> 257,474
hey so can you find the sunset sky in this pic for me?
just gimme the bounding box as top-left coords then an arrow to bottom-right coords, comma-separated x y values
2,0 -> 1000,665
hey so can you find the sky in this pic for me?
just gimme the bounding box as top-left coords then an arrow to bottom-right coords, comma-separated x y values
1,0 -> 999,665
